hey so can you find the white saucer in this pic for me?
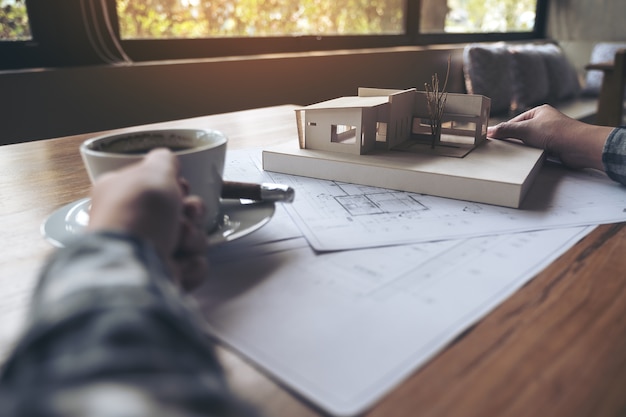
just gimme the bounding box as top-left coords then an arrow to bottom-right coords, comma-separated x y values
41,198 -> 275,248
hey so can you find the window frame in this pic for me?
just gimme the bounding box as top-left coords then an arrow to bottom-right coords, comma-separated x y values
0,0 -> 548,70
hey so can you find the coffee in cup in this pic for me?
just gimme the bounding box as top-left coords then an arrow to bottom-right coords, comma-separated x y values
80,128 -> 228,231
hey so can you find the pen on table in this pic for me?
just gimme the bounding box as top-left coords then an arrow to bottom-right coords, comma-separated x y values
221,181 -> 295,203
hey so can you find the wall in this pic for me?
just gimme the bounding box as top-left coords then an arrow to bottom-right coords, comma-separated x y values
546,0 -> 626,88
0,46 -> 464,145
547,0 -> 626,42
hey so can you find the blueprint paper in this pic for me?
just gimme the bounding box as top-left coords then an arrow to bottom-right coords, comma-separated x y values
197,223 -> 594,417
225,148 -> 626,251
267,160 -> 626,251
206,149 -> 604,416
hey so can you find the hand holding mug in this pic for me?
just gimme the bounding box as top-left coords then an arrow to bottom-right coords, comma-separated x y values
81,128 -> 228,290
87,148 -> 209,290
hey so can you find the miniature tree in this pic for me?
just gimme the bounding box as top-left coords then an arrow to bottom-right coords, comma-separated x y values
424,56 -> 450,148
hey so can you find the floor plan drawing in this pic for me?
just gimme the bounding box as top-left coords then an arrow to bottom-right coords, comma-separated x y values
267,161 -> 625,251
204,148 -> 618,416
199,219 -> 594,417
333,188 -> 429,217
226,148 -> 626,251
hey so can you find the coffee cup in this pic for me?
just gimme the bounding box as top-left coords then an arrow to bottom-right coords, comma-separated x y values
80,128 -> 228,231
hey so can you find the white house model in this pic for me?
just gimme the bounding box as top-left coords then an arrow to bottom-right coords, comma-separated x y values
295,87 -> 491,157
264,87 -> 541,208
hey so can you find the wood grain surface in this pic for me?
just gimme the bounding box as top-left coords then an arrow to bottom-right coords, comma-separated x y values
0,105 -> 624,417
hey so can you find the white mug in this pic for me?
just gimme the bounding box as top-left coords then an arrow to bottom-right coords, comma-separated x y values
80,128 -> 228,231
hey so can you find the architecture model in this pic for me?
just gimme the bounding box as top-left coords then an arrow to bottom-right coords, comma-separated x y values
263,87 -> 544,208
295,87 -> 491,158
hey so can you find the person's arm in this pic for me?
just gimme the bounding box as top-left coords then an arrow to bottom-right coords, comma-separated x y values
0,150 -> 256,416
602,128 -> 626,185
487,104 -> 619,175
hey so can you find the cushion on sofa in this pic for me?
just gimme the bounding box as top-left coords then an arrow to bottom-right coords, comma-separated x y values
533,43 -> 581,102
463,42 -> 582,114
463,43 -> 513,114
508,44 -> 550,111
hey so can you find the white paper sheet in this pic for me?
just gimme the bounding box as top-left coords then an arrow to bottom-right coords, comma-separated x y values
198,149 -> 608,416
225,148 -> 626,251
198,224 -> 594,417
267,162 -> 626,251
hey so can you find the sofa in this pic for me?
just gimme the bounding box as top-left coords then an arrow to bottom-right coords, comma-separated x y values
462,40 -> 620,125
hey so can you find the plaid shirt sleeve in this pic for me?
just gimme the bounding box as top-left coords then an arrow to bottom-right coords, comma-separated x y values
0,232 -> 257,417
603,127 -> 626,186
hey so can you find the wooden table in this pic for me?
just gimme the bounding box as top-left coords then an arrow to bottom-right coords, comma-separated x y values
1,105 -> 625,417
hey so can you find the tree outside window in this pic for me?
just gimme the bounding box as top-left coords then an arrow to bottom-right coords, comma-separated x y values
422,0 -> 538,33
0,0 -> 31,40
116,0 -> 406,39
115,0 -> 538,40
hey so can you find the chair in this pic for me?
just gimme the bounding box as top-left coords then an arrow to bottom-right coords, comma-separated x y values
585,48 -> 626,126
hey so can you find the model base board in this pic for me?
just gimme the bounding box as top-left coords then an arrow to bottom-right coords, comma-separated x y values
262,139 -> 545,208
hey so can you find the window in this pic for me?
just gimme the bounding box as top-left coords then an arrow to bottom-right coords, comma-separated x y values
421,0 -> 539,34
331,124 -> 357,144
117,0 -> 406,38
0,0 -> 31,40
0,0 -> 546,70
